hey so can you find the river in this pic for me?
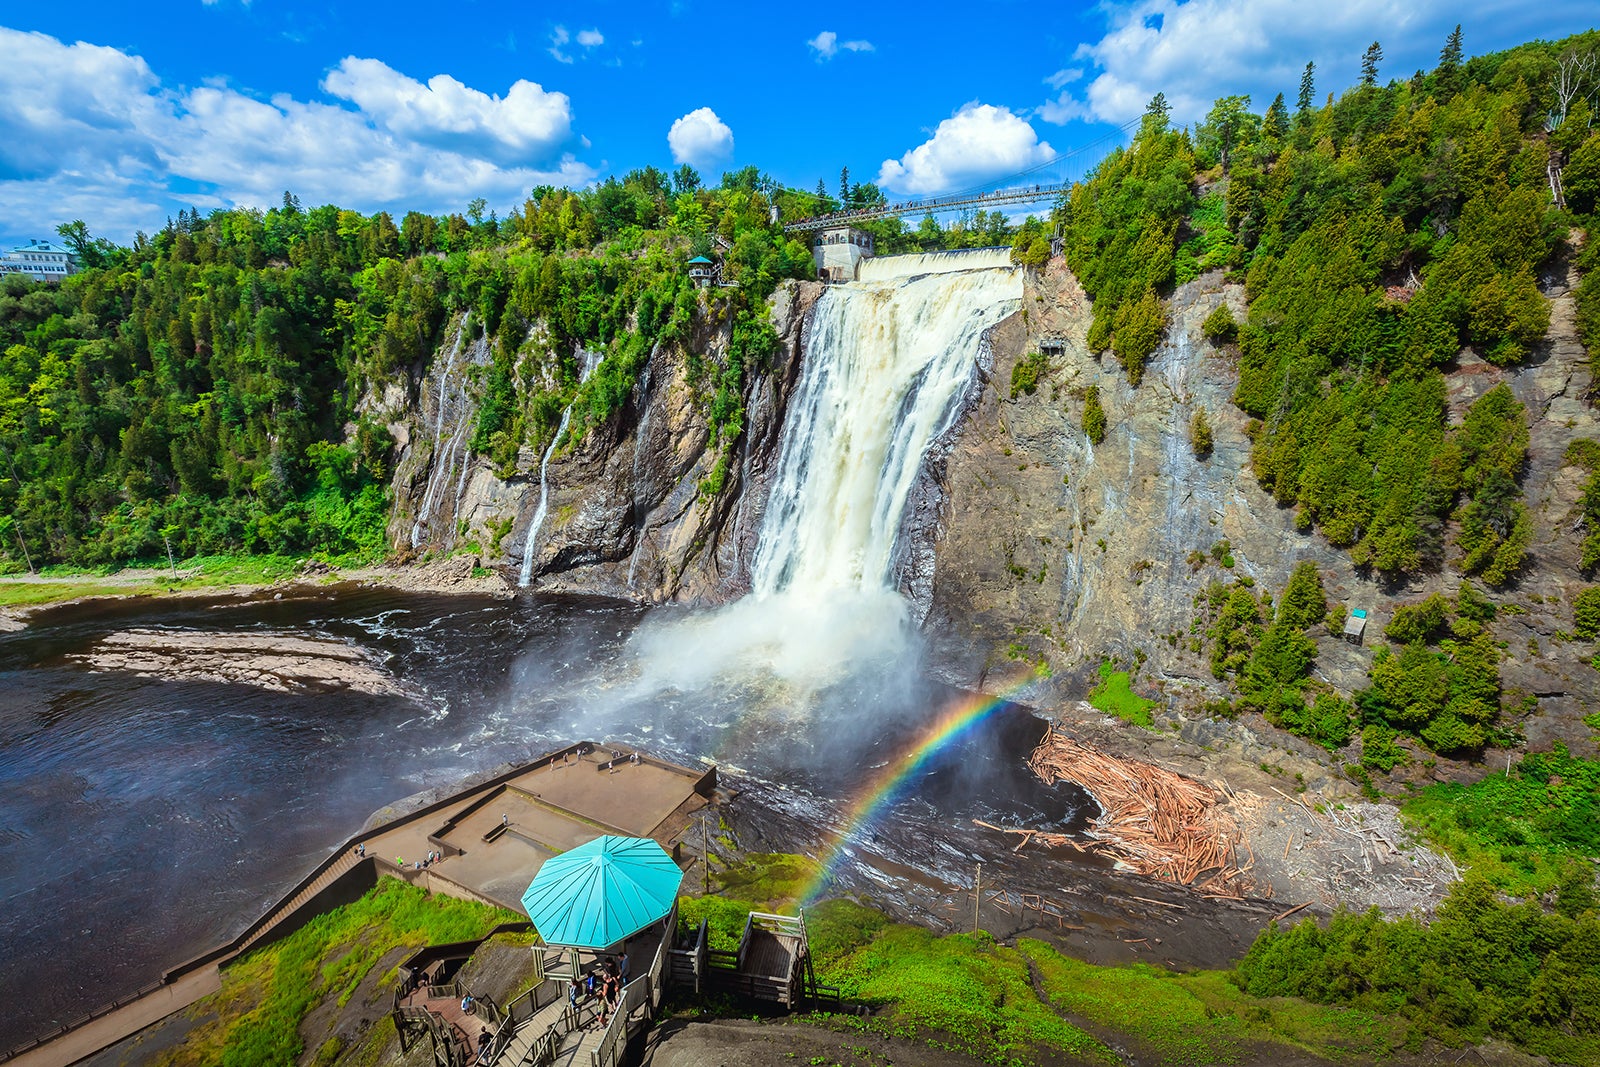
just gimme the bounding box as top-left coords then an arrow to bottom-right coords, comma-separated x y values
0,585 -> 1086,1051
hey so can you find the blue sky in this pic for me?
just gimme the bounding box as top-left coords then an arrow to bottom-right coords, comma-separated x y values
1,0 -> 1594,247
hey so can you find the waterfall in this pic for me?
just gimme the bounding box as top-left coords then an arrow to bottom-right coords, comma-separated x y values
625,363 -> 655,590
751,251 -> 1023,597
411,323 -> 471,548
518,350 -> 605,588
620,249 -> 1021,697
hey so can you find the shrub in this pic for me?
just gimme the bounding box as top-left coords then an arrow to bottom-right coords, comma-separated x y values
1202,301 -> 1237,342
1575,586 -> 1600,640
1385,594 -> 1451,644
1190,407 -> 1214,458
1082,385 -> 1107,444
1009,351 -> 1047,398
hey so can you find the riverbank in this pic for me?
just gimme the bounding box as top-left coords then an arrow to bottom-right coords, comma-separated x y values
0,553 -> 514,629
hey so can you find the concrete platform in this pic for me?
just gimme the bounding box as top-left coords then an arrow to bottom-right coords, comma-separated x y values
366,742 -> 711,912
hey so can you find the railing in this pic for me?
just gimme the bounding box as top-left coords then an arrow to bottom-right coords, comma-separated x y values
587,907 -> 675,1067
482,976 -> 564,1066
668,919 -> 708,992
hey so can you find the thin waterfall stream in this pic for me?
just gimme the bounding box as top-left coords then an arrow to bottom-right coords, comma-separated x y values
519,350 -> 604,587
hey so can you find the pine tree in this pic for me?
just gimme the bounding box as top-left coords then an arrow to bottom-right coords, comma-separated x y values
1263,93 -> 1289,142
1360,42 -> 1384,88
1436,24 -> 1463,100
1296,61 -> 1316,118
839,166 -> 851,206
1143,92 -> 1171,137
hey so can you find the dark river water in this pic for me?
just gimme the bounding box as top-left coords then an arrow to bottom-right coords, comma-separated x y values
0,586 -> 1085,1051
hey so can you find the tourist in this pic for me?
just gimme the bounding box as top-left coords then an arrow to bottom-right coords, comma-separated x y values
501,813 -> 508,827
568,977 -> 581,1010
461,992 -> 475,1014
619,953 -> 630,983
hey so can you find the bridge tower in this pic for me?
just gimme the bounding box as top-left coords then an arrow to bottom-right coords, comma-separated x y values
812,225 -> 875,282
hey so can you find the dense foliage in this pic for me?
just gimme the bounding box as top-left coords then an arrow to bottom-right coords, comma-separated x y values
1058,30 -> 1600,579
1056,99 -> 1196,385
1405,744 -> 1600,896
0,167 -> 817,568
1236,877 -> 1600,1065
1193,562 -> 1356,749
1357,582 -> 1503,755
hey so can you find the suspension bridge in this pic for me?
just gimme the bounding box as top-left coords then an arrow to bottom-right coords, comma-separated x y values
779,119 -> 1139,234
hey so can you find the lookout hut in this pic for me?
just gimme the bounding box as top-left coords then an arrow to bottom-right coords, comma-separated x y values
813,225 -> 874,282
687,255 -> 716,289
1343,607 -> 1368,644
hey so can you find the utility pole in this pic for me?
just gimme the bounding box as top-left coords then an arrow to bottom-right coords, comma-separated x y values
701,813 -> 711,896
973,862 -> 983,934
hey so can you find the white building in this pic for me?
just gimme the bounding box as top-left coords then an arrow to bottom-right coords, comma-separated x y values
2,240 -> 78,282
812,226 -> 874,282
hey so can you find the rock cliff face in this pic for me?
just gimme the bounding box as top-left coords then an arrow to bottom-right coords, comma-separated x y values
924,253 -> 1599,760
380,283 -> 821,604
378,252 -> 1599,759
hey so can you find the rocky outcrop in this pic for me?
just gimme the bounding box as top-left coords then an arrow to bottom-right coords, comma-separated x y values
924,249 -> 1600,759
377,248 -> 1599,760
383,283 -> 822,605
924,261 -> 1381,707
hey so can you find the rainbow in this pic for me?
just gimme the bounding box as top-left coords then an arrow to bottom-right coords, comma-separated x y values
800,687 -> 1022,905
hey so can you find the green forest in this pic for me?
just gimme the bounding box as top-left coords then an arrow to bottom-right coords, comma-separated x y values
1056,28 -> 1600,583
0,155 -> 1047,571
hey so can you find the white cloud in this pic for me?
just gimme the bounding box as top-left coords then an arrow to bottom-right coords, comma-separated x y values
322,57 -> 576,163
549,25 -> 604,63
667,107 -> 733,167
807,30 -> 874,61
0,26 -> 598,243
1037,0 -> 1595,127
1044,68 -> 1083,90
877,103 -> 1053,196
548,26 -> 573,63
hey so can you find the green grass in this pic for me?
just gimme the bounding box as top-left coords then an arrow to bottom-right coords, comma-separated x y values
713,851 -> 820,907
820,921 -> 1116,1065
1021,942 -> 1405,1065
0,579 -> 150,607
1088,660 -> 1158,729
1401,744 -> 1600,897
0,553 -> 316,610
156,879 -> 517,1067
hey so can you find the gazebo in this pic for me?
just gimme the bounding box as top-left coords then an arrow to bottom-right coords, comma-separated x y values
521,835 -> 683,976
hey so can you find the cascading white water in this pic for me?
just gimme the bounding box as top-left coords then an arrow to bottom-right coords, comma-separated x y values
620,249 -> 1021,697
519,350 -> 605,588
412,323 -> 474,548
751,250 -> 1022,597
625,363 -> 655,589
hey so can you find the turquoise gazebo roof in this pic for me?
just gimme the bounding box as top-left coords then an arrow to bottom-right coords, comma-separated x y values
521,835 -> 682,949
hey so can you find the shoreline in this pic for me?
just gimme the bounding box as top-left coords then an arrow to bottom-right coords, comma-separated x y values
0,554 -> 521,630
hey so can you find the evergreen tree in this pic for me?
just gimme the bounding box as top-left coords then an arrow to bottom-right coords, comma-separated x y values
839,166 -> 851,205
1360,41 -> 1384,87
1143,92 -> 1172,136
1296,61 -> 1316,119
1436,24 -> 1464,100
1263,93 -> 1289,143
1082,386 -> 1107,444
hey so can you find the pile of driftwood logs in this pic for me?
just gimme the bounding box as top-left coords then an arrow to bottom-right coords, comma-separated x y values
1006,723 -> 1250,896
